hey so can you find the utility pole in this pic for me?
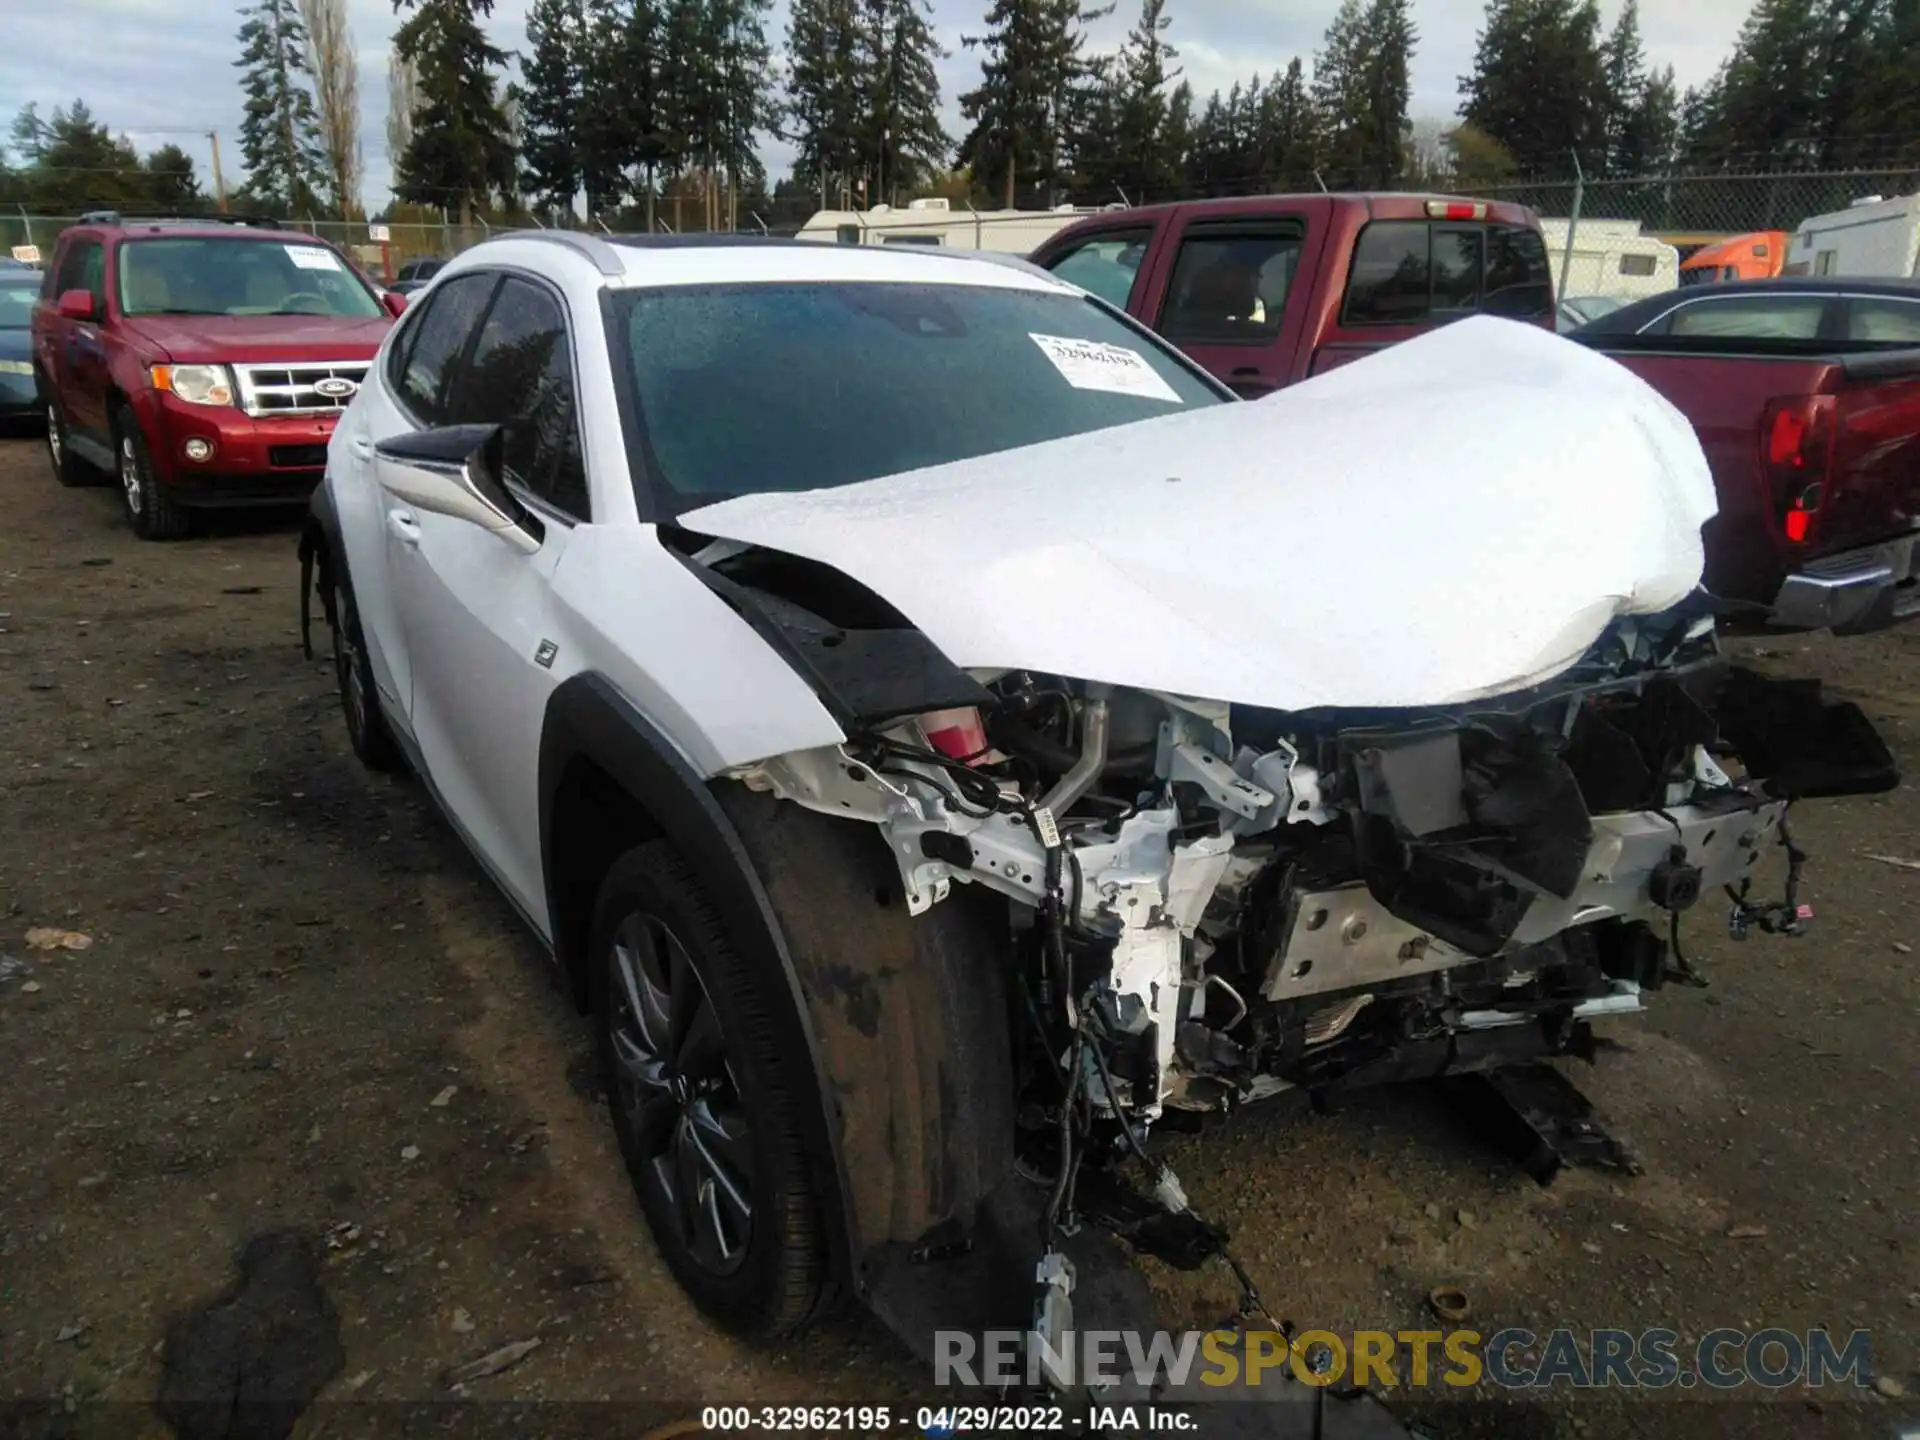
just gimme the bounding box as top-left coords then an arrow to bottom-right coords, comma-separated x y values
208,130 -> 229,211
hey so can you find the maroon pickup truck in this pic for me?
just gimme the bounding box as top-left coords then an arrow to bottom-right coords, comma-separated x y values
1572,279 -> 1920,634
1028,192 -> 1556,397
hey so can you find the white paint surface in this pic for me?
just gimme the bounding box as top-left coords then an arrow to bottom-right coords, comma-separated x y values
682,317 -> 1717,713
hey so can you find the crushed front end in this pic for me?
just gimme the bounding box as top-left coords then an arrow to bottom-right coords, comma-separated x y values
723,574 -> 1896,1350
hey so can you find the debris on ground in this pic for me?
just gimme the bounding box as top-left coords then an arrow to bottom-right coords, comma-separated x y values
1864,853 -> 1920,871
450,1307 -> 475,1334
25,927 -> 93,952
157,1231 -> 343,1440
1427,1287 -> 1471,1323
444,1337 -> 540,1387
1726,1223 -> 1770,1240
429,1085 -> 458,1108
400,1144 -> 420,1162
55,1320 -> 88,1343
1874,1375 -> 1907,1399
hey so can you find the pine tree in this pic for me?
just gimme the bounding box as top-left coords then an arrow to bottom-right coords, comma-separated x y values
1843,0 -> 1920,162
391,0 -> 516,219
1457,0 -> 1608,177
785,0 -> 866,202
858,0 -> 951,200
1601,0 -> 1645,172
1682,0 -> 1827,167
516,0 -> 586,214
622,0 -> 671,224
235,0 -> 326,214
1314,0 -> 1414,188
959,0 -> 1107,208
1105,0 -> 1180,202
657,0 -> 775,229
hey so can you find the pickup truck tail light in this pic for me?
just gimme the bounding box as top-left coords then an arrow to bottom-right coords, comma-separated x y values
1760,395 -> 1836,545
1425,201 -> 1488,221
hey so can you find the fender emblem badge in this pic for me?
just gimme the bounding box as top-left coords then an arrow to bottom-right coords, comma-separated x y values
534,640 -> 558,669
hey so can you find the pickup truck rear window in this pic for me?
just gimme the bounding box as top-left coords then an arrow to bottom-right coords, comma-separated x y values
1342,221 -> 1552,325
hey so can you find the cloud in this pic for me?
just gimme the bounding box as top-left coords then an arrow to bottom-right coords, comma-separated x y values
4,0 -> 1753,209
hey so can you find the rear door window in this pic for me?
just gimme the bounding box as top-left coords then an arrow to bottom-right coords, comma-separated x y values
1844,297 -> 1920,344
1342,222 -> 1430,325
1043,229 -> 1152,310
390,272 -> 497,423
1158,222 -> 1306,343
1660,295 -> 1827,340
1344,221 -> 1552,325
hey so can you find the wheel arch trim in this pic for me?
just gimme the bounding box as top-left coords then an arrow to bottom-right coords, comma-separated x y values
538,671 -> 862,1287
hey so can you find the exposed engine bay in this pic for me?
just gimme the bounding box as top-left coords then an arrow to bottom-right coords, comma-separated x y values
732,594 -> 1889,1120
688,531 -> 1898,1353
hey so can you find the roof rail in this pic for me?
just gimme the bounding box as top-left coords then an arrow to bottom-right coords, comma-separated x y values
75,211 -> 284,229
495,228 -> 625,276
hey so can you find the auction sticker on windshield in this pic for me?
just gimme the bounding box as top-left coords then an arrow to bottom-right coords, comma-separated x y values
1029,333 -> 1181,404
286,245 -> 343,271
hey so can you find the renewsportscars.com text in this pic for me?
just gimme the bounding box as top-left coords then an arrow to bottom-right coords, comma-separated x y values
934,1327 -> 1875,1392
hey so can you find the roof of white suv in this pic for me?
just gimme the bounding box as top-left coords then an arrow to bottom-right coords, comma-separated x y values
469,230 -> 1077,295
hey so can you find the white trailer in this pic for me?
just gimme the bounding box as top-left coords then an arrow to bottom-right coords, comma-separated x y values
1538,218 -> 1681,301
1783,193 -> 1920,279
794,198 -> 1105,254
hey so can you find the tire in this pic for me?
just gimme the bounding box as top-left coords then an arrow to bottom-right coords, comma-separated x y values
590,841 -> 829,1338
114,405 -> 190,540
326,570 -> 402,773
43,395 -> 92,488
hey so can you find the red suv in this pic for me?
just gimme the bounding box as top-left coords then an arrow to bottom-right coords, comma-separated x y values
32,213 -> 403,539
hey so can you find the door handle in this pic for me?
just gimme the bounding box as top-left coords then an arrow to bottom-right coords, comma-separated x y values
349,437 -> 374,459
1230,365 -> 1261,377
386,508 -> 421,546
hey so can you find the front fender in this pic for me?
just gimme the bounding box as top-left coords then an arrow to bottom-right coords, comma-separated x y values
539,673 -> 1015,1298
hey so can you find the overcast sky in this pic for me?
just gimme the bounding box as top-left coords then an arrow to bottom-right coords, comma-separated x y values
2,0 -> 1755,211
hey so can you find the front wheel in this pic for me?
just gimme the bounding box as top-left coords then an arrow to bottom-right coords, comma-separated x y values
591,842 -> 830,1337
114,405 -> 189,540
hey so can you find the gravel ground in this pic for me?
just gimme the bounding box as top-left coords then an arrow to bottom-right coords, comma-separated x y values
0,433 -> 1915,1440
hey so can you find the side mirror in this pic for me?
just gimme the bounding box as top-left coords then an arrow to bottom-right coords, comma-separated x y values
381,289 -> 409,318
373,424 -> 540,554
56,289 -> 96,321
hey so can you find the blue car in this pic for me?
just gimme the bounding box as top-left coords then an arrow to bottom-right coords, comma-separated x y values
0,270 -> 40,425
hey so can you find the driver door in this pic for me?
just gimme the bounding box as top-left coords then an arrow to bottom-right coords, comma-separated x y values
375,272 -> 589,929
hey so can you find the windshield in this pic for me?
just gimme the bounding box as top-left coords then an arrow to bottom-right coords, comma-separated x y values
613,281 -> 1223,507
117,237 -> 383,319
0,277 -> 37,328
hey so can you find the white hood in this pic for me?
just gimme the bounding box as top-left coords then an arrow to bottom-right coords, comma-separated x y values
679,317 -> 1717,712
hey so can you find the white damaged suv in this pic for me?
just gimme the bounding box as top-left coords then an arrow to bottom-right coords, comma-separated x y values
301,232 -> 1896,1358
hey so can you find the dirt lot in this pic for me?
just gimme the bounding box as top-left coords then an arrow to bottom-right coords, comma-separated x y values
0,433 -> 1916,1440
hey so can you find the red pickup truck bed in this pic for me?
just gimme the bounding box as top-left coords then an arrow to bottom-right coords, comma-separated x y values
1575,339 -> 1920,632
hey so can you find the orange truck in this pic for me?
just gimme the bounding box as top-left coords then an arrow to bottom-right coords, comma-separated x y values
1678,230 -> 1787,286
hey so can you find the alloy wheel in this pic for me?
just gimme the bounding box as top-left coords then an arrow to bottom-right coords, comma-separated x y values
606,911 -> 755,1276
120,434 -> 143,515
332,582 -> 368,740
45,405 -> 62,470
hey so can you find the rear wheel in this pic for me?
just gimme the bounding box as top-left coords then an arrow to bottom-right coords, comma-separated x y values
327,571 -> 401,772
44,397 -> 91,487
114,405 -> 189,540
591,842 -> 829,1337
